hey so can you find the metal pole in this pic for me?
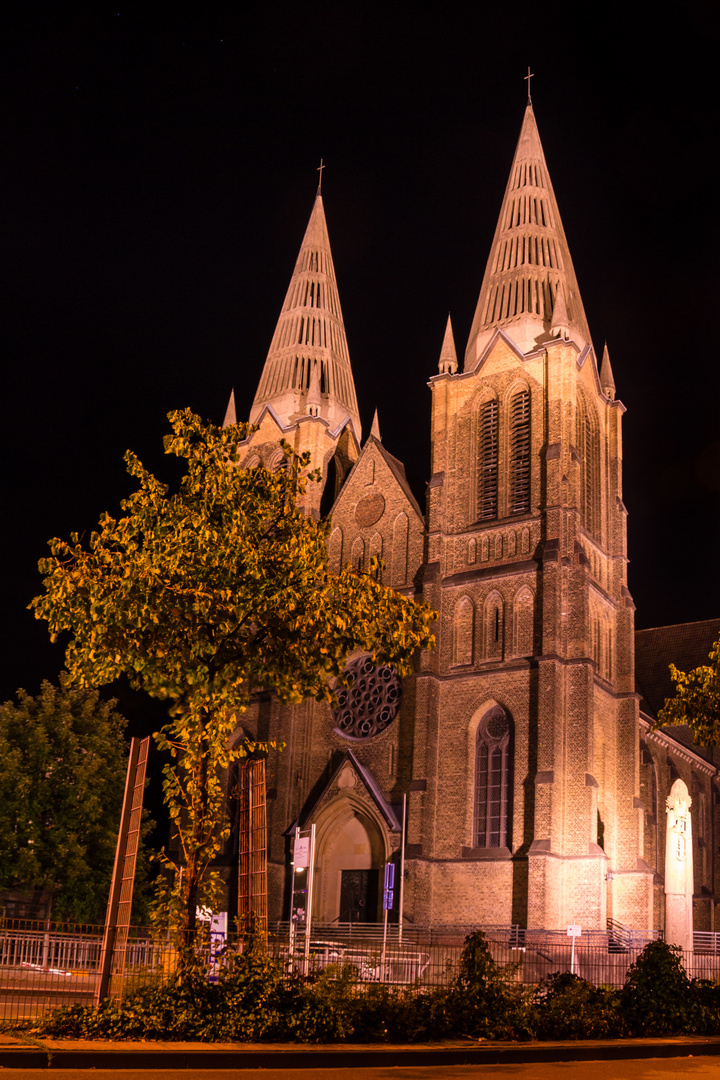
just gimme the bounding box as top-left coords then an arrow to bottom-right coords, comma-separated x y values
303,824 -> 316,976
288,825 -> 298,971
380,896 -> 389,981
571,932 -> 576,976
399,793 -> 406,945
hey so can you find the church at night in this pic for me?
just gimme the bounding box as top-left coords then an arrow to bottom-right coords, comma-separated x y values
229,100 -> 720,939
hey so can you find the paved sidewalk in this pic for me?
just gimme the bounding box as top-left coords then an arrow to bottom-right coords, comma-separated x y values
1,1033 -> 720,1069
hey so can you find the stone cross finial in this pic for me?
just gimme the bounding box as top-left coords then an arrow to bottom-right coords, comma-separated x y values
525,67 -> 534,103
317,159 -> 325,195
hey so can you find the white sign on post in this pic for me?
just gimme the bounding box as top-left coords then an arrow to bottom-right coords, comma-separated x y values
567,923 -> 581,976
294,837 -> 310,868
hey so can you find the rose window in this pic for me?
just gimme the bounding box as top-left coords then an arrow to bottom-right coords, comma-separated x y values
332,655 -> 401,740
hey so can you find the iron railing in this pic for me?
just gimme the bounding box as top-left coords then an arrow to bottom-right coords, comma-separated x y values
1,918 -> 719,1022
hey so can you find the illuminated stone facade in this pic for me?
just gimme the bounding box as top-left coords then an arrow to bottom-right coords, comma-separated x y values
233,103 -> 720,935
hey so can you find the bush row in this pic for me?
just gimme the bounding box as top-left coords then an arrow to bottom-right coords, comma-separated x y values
33,933 -> 720,1043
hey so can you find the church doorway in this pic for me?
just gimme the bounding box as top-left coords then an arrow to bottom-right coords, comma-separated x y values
312,798 -> 387,923
339,869 -> 379,923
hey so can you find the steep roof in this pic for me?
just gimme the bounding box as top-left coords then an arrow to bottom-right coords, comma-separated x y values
250,195 -> 361,439
465,102 -> 592,366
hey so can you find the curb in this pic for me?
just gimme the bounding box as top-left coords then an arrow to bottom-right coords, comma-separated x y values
2,1037 -> 720,1069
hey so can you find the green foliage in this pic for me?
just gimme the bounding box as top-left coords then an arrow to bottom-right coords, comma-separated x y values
656,635 -> 720,745
33,933 -> 720,1044
621,939 -> 694,1034
0,679 -> 146,923
532,972 -> 626,1039
31,411 -> 436,938
447,929 -> 527,1039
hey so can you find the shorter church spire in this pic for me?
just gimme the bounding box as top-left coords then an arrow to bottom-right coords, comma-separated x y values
438,314 -> 458,374
223,388 -> 237,428
370,409 -> 381,441
600,342 -> 616,399
250,194 -> 361,440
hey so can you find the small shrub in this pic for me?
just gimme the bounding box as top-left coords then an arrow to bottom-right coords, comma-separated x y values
444,929 -> 529,1040
620,939 -> 695,1035
532,971 -> 626,1040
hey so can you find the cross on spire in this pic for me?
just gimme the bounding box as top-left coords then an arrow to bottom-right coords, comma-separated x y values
524,66 -> 534,103
317,158 -> 325,195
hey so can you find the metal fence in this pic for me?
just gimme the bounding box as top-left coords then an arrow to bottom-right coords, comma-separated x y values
3,918 -> 720,1023
0,920 -> 167,1023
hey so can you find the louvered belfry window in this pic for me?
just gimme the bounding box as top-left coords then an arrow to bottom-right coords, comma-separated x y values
579,399 -> 601,538
509,390 -> 531,514
478,400 -> 499,519
474,707 -> 512,848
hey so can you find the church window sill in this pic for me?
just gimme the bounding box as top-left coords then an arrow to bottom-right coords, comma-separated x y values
461,845 -> 512,860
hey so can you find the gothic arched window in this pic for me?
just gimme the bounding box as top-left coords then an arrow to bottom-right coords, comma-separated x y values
484,591 -> 504,659
474,707 -> 512,848
478,399 -> 499,520
509,389 -> 531,514
577,395 -> 601,538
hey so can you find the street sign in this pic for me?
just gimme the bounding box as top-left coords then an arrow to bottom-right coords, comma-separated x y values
294,836 -> 310,868
567,924 -> 581,938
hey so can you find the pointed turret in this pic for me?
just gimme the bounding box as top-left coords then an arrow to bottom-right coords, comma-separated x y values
250,194 -> 362,440
370,409 -> 381,441
223,388 -> 237,428
438,314 -> 458,374
465,102 -> 592,367
600,341 -> 616,399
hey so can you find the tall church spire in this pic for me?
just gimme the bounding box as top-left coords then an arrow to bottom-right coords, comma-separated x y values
250,194 -> 361,440
465,102 -> 592,367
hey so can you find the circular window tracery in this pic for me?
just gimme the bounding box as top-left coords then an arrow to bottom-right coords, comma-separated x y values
485,708 -> 510,741
332,655 -> 401,740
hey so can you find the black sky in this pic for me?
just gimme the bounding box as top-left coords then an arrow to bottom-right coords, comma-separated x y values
3,4 -> 720,716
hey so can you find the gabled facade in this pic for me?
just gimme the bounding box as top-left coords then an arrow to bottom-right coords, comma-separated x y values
231,103 -> 720,936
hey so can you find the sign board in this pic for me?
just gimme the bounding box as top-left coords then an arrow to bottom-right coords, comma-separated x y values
566,923 -> 581,938
294,836 -> 310,868
384,864 -> 395,890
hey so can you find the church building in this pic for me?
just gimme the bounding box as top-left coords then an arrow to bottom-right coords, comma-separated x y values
231,100 -> 720,938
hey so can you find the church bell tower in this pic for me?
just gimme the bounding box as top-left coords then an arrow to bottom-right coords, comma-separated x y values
416,99 -> 652,932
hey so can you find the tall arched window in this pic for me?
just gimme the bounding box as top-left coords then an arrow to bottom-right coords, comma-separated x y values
351,536 -> 365,570
509,389 -> 531,514
392,512 -> 409,586
328,526 -> 343,574
478,399 -> 499,520
484,592 -> 504,659
577,395 -> 601,538
474,706 -> 512,848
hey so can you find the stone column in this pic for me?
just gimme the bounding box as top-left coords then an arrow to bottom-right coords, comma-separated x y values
664,779 -> 694,952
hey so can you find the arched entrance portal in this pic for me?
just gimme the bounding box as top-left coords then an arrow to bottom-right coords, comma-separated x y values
312,796 -> 388,924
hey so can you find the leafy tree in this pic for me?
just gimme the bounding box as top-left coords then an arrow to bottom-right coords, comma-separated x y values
656,636 -> 720,745
0,679 -> 131,923
31,410 -> 436,941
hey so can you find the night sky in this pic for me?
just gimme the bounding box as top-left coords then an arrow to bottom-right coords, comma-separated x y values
4,5 -> 720,722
